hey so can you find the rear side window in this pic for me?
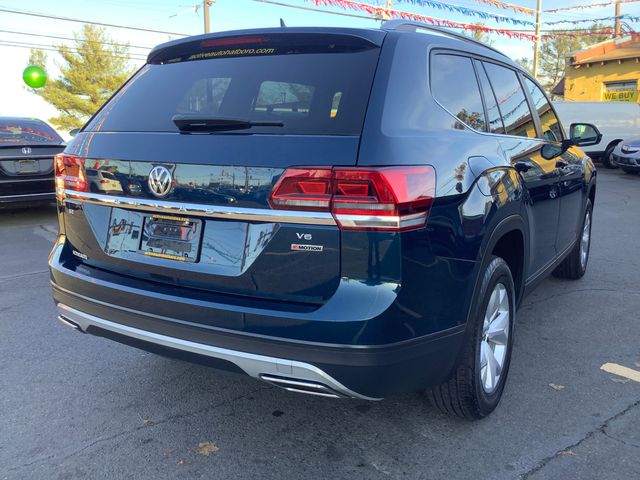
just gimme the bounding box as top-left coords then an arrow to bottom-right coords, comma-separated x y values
475,62 -> 505,134
431,54 -> 486,132
85,34 -> 380,136
483,62 -> 536,138
524,77 -> 563,142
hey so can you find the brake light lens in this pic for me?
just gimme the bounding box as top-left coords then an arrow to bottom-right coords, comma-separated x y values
200,36 -> 270,48
55,154 -> 88,200
269,166 -> 436,231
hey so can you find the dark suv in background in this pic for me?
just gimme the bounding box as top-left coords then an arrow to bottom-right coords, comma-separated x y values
1,117 -> 64,208
50,21 -> 601,419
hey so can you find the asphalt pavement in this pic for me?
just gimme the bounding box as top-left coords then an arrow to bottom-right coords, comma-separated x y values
1,169 -> 639,480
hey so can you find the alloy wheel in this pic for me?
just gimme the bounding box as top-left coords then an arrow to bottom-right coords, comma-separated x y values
479,283 -> 510,394
580,210 -> 591,270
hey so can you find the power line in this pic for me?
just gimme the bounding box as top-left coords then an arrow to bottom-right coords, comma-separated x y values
0,6 -> 190,37
0,28 -> 154,50
0,40 -> 148,60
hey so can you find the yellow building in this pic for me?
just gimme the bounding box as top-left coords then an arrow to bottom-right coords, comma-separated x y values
561,34 -> 640,102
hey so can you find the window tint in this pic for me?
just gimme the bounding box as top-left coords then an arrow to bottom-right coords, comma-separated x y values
483,62 -> 536,138
0,118 -> 63,145
431,54 -> 486,132
476,62 -> 505,134
254,81 -> 314,119
85,36 -> 380,136
177,78 -> 231,115
524,77 -> 563,142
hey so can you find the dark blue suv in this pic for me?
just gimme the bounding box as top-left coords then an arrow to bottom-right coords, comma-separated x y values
50,21 -> 601,419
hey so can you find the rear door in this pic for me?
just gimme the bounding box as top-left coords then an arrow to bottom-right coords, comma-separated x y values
522,76 -> 585,253
480,61 -> 561,275
60,31 -> 384,305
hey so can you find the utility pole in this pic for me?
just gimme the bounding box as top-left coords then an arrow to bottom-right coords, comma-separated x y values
614,0 -> 622,37
203,0 -> 214,34
532,0 -> 542,79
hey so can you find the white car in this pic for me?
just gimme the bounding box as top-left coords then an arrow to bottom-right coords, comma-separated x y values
553,101 -> 640,168
86,168 -> 123,193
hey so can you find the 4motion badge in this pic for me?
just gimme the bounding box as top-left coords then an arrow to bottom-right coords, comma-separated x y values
291,244 -> 324,252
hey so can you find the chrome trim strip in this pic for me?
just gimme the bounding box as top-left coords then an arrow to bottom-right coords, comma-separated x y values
0,178 -> 52,184
0,192 -> 54,200
0,155 -> 56,160
63,190 -> 336,226
56,303 -> 380,401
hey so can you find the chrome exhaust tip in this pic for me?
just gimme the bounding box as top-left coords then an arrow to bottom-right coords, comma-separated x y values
57,315 -> 81,330
259,374 -> 345,398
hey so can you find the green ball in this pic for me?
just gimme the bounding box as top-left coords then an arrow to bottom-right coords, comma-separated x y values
23,65 -> 47,89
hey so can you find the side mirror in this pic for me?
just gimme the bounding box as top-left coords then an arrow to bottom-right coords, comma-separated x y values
564,123 -> 602,148
69,128 -> 80,137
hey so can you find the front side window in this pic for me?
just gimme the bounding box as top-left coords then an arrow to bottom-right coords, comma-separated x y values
431,54 -> 486,132
524,77 -> 562,142
483,62 -> 536,138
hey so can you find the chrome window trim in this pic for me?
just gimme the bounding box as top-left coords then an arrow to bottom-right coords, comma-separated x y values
62,190 -> 337,226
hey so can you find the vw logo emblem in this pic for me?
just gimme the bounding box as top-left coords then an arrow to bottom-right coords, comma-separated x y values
148,165 -> 173,197
21,147 -> 32,155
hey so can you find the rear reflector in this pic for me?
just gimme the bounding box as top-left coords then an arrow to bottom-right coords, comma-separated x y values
55,154 -> 88,201
269,166 -> 436,231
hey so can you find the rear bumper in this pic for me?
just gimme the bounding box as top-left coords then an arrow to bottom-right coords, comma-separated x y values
57,302 -> 379,399
50,240 -> 466,399
612,154 -> 640,170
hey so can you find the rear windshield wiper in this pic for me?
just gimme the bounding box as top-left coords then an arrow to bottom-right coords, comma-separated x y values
172,114 -> 284,132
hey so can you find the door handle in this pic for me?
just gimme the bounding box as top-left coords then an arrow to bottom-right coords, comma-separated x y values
555,160 -> 569,169
514,161 -> 532,173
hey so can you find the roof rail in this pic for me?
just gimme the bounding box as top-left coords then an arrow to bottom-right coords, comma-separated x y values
381,19 -> 509,60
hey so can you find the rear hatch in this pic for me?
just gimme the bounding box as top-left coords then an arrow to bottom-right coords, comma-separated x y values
59,30 -> 385,306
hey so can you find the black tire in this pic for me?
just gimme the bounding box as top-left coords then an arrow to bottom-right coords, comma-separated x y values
602,144 -> 619,169
621,168 -> 639,175
553,199 -> 593,280
426,256 -> 515,420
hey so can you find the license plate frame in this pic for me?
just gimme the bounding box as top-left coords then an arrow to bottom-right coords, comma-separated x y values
15,159 -> 38,174
139,214 -> 202,263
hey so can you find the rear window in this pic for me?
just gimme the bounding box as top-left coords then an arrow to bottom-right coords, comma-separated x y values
0,119 -> 63,145
86,35 -> 381,135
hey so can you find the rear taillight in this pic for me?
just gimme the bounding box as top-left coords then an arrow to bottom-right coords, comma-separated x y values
55,154 -> 88,200
269,166 -> 436,231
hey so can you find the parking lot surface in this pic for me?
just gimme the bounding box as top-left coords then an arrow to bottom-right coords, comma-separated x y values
1,169 -> 639,480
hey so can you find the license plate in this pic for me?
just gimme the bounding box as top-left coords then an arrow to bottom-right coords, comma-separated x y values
139,215 -> 202,262
16,159 -> 38,173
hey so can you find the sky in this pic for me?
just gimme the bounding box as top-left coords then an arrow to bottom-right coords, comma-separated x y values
1,0 -> 639,131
